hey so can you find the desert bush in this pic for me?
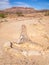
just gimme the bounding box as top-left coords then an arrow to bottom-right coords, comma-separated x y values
16,12 -> 24,16
0,13 -> 5,18
44,11 -> 49,16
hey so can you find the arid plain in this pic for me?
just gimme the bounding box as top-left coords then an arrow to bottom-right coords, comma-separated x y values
0,12 -> 49,65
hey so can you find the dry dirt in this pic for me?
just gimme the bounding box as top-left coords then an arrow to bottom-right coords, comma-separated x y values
0,16 -> 49,65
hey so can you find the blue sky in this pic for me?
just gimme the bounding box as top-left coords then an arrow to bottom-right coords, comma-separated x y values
0,0 -> 49,10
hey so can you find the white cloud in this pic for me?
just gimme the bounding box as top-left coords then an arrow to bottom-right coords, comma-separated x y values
0,0 -> 12,10
0,1 -> 32,10
14,2 -> 31,7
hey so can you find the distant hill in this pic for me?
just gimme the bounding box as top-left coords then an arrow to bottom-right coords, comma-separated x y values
0,7 -> 49,17
0,7 -> 37,14
37,9 -> 49,13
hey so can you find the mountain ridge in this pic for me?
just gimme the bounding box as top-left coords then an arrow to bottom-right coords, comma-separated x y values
0,7 -> 49,15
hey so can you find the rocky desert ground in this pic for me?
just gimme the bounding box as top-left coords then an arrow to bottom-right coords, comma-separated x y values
0,15 -> 49,65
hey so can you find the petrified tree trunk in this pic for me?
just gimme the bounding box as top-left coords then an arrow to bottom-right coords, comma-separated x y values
17,25 -> 28,43
17,25 -> 33,44
16,24 -> 42,47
